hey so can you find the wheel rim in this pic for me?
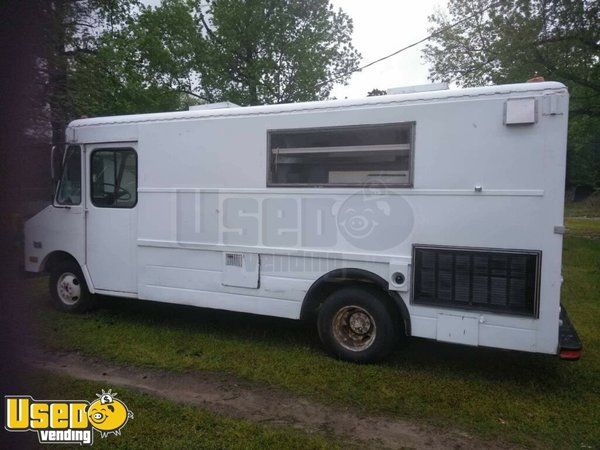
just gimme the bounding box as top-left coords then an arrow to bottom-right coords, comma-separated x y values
56,272 -> 82,305
332,305 -> 376,352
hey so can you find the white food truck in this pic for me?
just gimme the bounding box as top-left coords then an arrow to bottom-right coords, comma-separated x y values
24,81 -> 582,362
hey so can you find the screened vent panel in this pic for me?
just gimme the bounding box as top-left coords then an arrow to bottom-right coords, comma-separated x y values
412,246 -> 540,317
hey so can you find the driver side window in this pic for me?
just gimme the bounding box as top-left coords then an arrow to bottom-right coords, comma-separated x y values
56,145 -> 82,205
90,148 -> 137,208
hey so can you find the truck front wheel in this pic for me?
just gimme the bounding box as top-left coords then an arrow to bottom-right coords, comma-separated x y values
317,286 -> 398,363
49,261 -> 95,312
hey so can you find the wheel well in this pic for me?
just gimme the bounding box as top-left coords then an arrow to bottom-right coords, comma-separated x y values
41,251 -> 79,273
300,268 -> 411,336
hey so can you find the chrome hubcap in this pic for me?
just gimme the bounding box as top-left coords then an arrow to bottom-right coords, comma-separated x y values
332,305 -> 376,351
57,272 -> 81,305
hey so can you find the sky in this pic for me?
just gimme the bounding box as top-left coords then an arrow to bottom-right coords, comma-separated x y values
329,0 -> 447,99
141,0 -> 448,99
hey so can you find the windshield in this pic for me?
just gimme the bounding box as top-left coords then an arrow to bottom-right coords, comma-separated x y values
55,145 -> 81,205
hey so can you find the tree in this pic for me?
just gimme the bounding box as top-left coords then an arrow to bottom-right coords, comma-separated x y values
112,0 -> 361,106
98,0 -> 212,110
39,0 -> 142,144
40,0 -> 361,138
200,0 -> 360,105
367,88 -> 387,96
69,4 -> 197,118
423,0 -> 600,188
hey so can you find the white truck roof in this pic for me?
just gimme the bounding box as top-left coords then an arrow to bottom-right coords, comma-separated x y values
68,81 -> 567,129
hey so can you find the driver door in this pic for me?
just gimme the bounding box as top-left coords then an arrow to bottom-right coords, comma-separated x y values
85,143 -> 138,293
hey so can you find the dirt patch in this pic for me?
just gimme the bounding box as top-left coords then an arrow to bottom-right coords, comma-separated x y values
24,349 -> 513,449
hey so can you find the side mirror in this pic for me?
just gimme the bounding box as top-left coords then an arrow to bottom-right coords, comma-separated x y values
50,145 -> 65,183
51,145 -> 58,182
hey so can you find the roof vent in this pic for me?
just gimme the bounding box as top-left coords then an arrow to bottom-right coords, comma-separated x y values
189,101 -> 240,111
386,82 -> 449,95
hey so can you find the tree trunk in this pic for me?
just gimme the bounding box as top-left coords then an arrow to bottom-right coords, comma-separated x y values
246,46 -> 259,105
47,0 -> 69,145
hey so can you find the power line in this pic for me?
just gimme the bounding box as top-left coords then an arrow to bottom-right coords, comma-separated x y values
322,0 -> 503,88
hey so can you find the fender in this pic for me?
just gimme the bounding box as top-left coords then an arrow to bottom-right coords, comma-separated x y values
40,251 -> 96,294
301,268 -> 411,335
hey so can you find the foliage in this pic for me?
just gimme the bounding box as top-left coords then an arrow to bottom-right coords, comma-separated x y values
565,189 -> 600,216
120,0 -> 361,106
51,0 -> 361,127
423,0 -> 600,187
367,88 -> 387,96
69,1 -> 198,117
39,0 -> 143,142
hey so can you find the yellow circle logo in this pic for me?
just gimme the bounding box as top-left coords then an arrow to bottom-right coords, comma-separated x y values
87,390 -> 133,437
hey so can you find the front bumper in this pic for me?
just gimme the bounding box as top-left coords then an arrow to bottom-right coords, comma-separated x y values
558,305 -> 582,360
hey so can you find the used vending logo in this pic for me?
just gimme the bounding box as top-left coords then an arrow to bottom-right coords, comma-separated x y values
4,389 -> 133,445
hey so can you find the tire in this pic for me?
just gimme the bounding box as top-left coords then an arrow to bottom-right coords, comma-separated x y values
317,286 -> 398,363
49,261 -> 96,313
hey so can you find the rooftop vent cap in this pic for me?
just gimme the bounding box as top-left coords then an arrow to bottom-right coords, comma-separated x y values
189,101 -> 240,111
386,82 -> 449,95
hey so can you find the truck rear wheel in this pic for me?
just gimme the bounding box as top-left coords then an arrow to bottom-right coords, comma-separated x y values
49,261 -> 95,313
317,286 -> 398,363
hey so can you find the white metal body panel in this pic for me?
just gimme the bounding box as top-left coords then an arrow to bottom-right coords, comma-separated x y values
24,82 -> 569,355
436,313 -> 479,346
221,252 -> 260,288
24,205 -> 86,273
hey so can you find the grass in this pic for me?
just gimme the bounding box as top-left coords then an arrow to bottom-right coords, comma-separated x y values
28,230 -> 600,449
10,371 -> 341,450
564,191 -> 600,238
564,190 -> 600,218
565,217 -> 600,239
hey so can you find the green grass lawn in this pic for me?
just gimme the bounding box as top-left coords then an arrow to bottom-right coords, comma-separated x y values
565,217 -> 600,239
564,191 -> 600,218
564,191 -> 600,238
13,372 -> 340,450
29,232 -> 600,449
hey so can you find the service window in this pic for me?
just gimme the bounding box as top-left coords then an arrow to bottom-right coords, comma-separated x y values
268,122 -> 414,187
90,148 -> 137,208
56,145 -> 81,205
